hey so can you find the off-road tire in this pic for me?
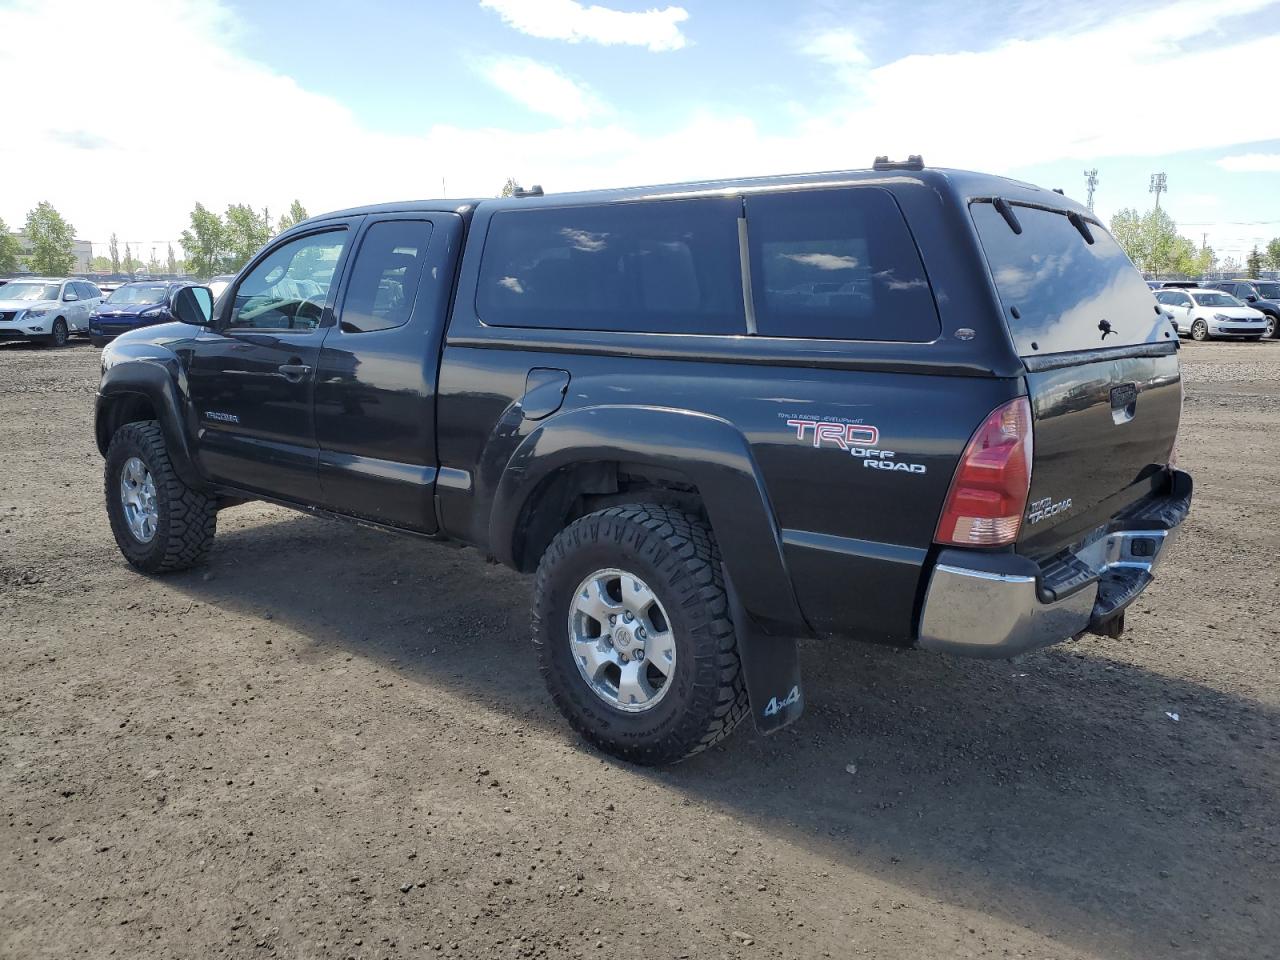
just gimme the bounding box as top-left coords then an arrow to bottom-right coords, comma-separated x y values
532,504 -> 748,765
104,420 -> 217,573
1190,319 -> 1209,342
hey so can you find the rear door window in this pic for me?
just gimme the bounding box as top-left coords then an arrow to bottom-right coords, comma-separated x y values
338,220 -> 434,333
476,198 -> 744,334
744,187 -> 939,342
971,201 -> 1167,356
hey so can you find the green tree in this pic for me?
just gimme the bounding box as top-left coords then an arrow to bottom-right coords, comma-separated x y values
499,177 -> 521,197
91,255 -> 113,272
122,243 -> 135,275
277,199 -> 309,233
223,203 -> 271,271
1266,237 -> 1280,271
166,243 -> 178,275
23,201 -> 76,275
1110,207 -> 1200,276
108,233 -> 120,274
180,203 -> 228,278
1246,246 -> 1264,278
0,217 -> 22,273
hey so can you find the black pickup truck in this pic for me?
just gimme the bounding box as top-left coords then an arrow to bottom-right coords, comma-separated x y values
95,161 -> 1191,764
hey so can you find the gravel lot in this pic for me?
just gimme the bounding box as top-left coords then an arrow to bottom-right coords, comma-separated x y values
2,339 -> 1277,960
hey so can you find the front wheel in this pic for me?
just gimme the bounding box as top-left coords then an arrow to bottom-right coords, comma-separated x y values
532,504 -> 748,765
46,318 -> 69,348
1190,319 -> 1209,341
1265,315 -> 1277,340
104,420 -> 217,572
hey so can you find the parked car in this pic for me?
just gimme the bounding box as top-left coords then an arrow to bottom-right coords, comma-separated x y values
1202,279 -> 1280,339
89,280 -> 196,347
93,163 -> 1191,764
0,277 -> 100,347
1154,287 -> 1269,341
206,274 -> 237,301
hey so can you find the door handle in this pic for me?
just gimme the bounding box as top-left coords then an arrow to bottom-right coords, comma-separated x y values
278,363 -> 313,381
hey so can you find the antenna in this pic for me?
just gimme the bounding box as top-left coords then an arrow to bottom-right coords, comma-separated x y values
1083,168 -> 1099,212
1149,172 -> 1167,210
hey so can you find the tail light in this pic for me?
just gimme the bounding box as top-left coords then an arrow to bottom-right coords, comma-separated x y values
935,397 -> 1034,547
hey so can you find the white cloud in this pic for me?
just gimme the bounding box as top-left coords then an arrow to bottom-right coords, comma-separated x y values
800,29 -> 869,69
1215,153 -> 1280,173
479,0 -> 689,52
3,0 -> 1278,262
481,56 -> 606,123
795,0 -> 1280,170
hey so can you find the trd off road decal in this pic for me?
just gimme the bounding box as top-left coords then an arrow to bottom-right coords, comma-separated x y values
782,415 -> 927,475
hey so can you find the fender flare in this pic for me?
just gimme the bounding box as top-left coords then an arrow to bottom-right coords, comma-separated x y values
489,404 -> 808,639
96,359 -> 207,492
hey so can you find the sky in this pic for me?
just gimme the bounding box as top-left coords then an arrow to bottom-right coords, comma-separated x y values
1,0 -> 1278,265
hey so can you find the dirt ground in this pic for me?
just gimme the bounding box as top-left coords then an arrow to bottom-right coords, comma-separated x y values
1,338 -> 1277,960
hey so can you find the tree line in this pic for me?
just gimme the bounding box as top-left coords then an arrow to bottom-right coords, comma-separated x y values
0,199 -> 310,279
1110,206 -> 1280,278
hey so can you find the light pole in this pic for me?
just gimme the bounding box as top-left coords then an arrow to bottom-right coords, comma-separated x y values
1084,168 -> 1098,212
1149,172 -> 1167,210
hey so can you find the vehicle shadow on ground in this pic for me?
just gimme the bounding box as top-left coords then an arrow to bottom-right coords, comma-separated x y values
172,512 -> 1278,960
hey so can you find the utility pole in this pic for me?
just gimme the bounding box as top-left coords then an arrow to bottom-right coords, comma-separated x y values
1084,168 -> 1099,212
1149,172 -> 1167,210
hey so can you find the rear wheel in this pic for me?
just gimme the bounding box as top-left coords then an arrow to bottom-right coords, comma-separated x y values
1265,315 -> 1277,339
104,420 -> 217,572
1190,319 -> 1209,341
532,504 -> 748,765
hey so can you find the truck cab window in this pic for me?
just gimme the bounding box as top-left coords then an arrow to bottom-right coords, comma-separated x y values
338,220 -> 434,333
230,231 -> 347,331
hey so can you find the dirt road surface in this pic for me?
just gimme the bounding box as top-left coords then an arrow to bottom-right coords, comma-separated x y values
2,339 -> 1277,960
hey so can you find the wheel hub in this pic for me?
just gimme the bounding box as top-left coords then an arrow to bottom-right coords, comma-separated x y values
568,568 -> 676,713
119,456 -> 159,544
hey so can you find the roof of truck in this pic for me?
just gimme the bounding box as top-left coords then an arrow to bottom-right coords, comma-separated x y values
294,165 -> 1091,231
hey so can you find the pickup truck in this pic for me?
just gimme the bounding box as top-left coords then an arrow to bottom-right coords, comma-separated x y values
95,161 -> 1192,764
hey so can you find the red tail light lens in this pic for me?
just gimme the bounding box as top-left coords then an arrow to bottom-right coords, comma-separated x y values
935,397 -> 1034,547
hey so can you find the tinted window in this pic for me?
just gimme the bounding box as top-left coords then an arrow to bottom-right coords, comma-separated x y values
230,230 -> 346,330
339,220 -> 434,333
476,198 -> 743,334
82,282 -> 101,298
745,188 -> 939,342
972,202 -> 1166,355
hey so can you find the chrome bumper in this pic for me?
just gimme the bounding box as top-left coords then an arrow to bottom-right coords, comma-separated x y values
918,526 -> 1179,659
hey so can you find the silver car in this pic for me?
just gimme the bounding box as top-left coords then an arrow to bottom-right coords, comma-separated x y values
0,277 -> 102,347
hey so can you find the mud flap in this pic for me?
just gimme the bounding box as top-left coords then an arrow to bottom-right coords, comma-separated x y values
724,567 -> 804,734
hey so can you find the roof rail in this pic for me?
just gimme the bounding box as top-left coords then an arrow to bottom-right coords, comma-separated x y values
872,155 -> 924,172
514,184 -> 545,198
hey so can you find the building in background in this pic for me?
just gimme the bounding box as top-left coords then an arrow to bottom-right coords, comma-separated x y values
7,233 -> 93,273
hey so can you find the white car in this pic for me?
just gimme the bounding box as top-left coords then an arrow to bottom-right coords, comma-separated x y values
0,277 -> 102,347
1154,287 -> 1269,341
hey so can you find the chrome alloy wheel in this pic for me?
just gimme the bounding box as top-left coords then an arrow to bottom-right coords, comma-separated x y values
119,456 -> 159,543
568,568 -> 677,712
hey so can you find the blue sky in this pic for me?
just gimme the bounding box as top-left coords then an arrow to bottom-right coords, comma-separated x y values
2,0 -> 1278,264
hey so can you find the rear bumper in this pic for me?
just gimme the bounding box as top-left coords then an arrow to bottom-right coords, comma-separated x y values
917,470 -> 1191,658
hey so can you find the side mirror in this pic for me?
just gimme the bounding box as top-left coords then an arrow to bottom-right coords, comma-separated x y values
174,286 -> 214,326
1246,295 -> 1258,302
64,292 -> 79,301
